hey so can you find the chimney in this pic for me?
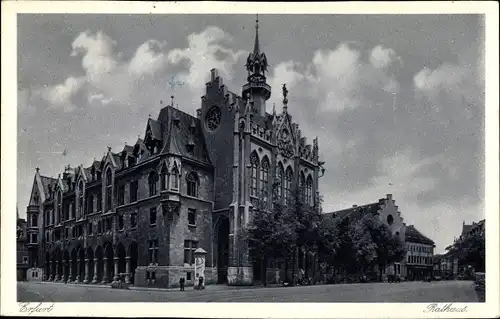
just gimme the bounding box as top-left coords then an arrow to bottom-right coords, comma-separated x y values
387,194 -> 393,201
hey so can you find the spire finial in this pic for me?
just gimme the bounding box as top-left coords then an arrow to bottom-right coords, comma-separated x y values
253,14 -> 260,54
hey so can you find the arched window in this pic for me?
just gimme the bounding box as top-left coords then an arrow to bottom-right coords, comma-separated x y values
105,169 -> 113,212
148,170 -> 158,196
31,214 -> 38,227
78,181 -> 84,219
57,191 -> 62,224
285,167 -> 293,206
186,172 -> 199,197
260,157 -> 269,203
171,165 -> 179,190
300,172 -> 306,202
160,164 -> 167,191
306,175 -> 313,206
250,152 -> 259,197
276,163 -> 284,202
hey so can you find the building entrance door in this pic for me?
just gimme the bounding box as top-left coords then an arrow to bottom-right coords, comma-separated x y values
216,217 -> 229,284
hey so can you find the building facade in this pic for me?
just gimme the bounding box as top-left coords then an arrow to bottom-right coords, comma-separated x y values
24,20 -> 322,288
16,215 -> 29,281
404,225 -> 435,281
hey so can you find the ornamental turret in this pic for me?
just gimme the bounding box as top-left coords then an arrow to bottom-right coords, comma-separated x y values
242,15 -> 271,117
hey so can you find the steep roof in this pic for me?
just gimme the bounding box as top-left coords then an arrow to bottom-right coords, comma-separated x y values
40,175 -> 57,196
164,107 -> 212,165
122,145 -> 134,154
326,202 -> 381,222
148,118 -> 162,141
405,225 -> 434,245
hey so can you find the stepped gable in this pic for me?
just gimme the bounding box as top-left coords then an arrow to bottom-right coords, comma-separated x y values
405,225 -> 434,245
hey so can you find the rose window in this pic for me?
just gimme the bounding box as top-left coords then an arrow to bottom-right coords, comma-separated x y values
206,106 -> 221,131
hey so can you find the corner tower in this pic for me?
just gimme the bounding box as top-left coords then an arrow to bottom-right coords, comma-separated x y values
242,16 -> 271,117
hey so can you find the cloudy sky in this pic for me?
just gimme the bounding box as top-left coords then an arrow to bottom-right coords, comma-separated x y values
17,14 -> 484,253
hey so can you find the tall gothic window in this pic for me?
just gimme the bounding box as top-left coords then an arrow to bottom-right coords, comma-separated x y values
148,170 -> 158,196
105,169 -> 112,212
260,157 -> 269,203
306,175 -> 313,206
57,191 -> 62,224
186,172 -> 199,197
250,152 -> 259,197
276,163 -> 284,203
160,164 -> 167,191
284,167 -> 293,206
171,165 -> 179,190
78,181 -> 84,219
300,172 -> 306,203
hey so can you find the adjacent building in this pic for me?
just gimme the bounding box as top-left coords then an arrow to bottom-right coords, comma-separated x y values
404,225 -> 435,281
23,19 -> 322,288
16,214 -> 29,281
434,219 -> 485,279
327,194 -> 408,279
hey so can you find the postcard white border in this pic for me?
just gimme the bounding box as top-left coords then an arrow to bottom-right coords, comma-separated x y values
1,1 -> 499,318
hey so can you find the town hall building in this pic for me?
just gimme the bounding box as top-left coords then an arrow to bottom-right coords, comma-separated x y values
24,19 -> 323,288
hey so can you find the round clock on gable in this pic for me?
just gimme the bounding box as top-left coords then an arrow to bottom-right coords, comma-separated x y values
206,106 -> 221,131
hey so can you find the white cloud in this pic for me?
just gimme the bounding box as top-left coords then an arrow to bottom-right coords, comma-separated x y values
413,63 -> 469,94
128,39 -> 168,76
369,45 -> 399,69
71,30 -> 119,83
268,43 -> 401,114
167,26 -> 245,91
40,76 -> 85,111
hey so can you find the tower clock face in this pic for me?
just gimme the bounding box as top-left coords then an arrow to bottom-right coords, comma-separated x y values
206,106 -> 221,131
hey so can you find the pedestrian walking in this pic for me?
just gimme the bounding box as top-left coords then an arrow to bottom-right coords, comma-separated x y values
179,277 -> 185,291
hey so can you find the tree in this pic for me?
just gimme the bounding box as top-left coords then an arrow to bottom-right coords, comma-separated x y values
242,194 -> 295,285
446,230 -> 485,272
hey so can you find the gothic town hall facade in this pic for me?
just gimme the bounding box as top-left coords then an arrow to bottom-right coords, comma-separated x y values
24,22 -> 322,288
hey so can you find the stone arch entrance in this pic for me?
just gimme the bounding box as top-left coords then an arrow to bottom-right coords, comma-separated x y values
86,247 -> 94,283
94,246 -> 103,283
215,216 -> 230,284
127,241 -> 138,284
45,252 -> 50,280
116,243 -> 126,276
104,243 -> 114,283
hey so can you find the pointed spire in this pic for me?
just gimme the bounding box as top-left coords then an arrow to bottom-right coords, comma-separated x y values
253,14 -> 260,54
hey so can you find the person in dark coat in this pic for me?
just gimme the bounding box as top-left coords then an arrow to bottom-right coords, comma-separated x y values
179,277 -> 185,291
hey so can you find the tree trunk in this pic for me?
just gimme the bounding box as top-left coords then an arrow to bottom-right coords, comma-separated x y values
291,246 -> 297,285
284,257 -> 289,283
263,255 -> 267,287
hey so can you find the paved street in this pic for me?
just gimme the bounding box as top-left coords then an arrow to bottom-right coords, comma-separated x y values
18,280 -> 480,302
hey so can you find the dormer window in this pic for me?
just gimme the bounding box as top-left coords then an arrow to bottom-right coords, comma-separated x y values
78,181 -> 84,219
57,191 -> 62,224
105,169 -> 113,212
